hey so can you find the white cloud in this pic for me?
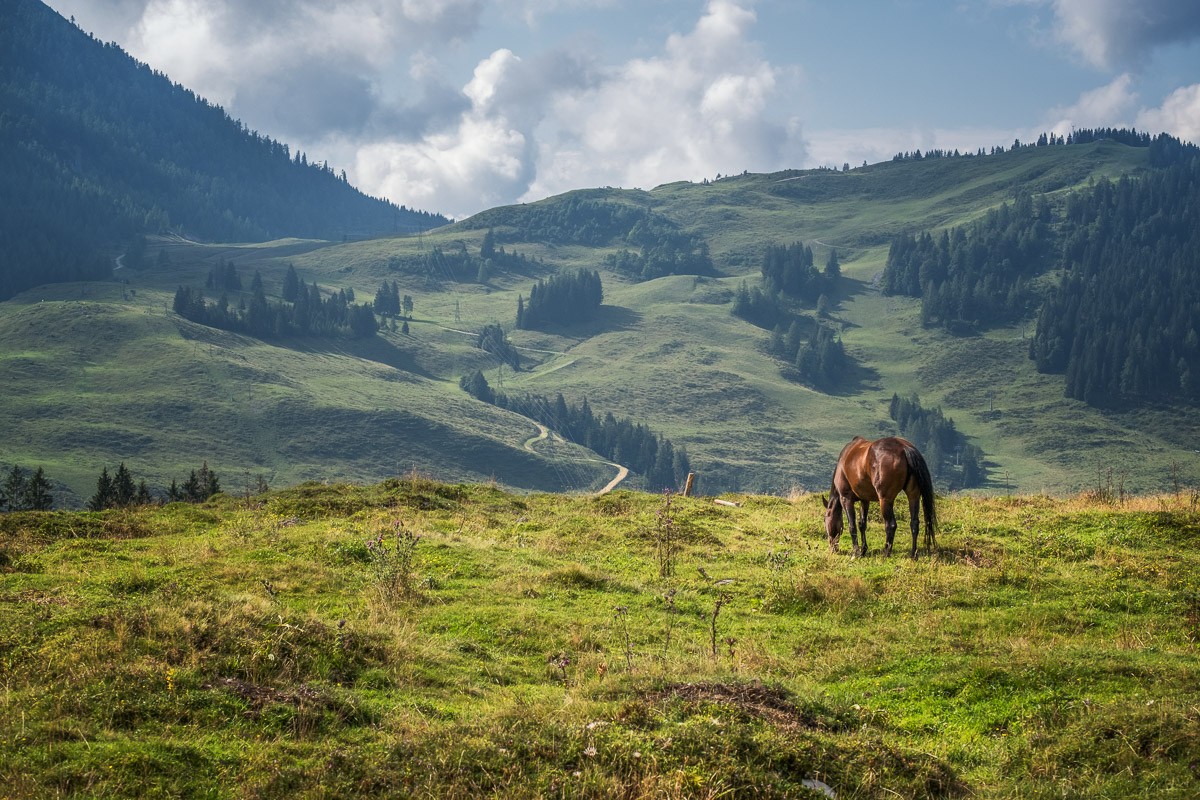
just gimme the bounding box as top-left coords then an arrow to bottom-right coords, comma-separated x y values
519,0 -> 803,201
1136,83 -> 1200,143
347,0 -> 804,217
1043,73 -> 1139,135
355,50 -> 534,218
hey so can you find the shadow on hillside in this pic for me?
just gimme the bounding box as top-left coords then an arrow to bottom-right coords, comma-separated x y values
781,357 -> 882,398
528,304 -> 643,338
290,336 -> 441,382
831,276 -> 873,311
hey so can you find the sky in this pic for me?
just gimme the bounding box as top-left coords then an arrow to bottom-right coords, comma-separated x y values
47,0 -> 1200,220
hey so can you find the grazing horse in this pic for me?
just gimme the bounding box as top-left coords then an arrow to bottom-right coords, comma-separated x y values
821,436 -> 937,559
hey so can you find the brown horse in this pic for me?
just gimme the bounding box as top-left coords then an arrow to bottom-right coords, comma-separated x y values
821,436 -> 937,559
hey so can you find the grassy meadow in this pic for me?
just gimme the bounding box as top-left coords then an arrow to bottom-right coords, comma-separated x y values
2,481 -> 1199,798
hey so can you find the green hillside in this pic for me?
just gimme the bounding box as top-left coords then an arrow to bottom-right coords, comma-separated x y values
3,139 -> 1199,504
0,0 -> 447,302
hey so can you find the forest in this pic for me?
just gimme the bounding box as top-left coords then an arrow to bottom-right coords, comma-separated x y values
882,130 -> 1200,406
879,193 -> 1050,332
516,269 -> 603,330
1029,157 -> 1200,404
0,0 -> 446,301
463,195 -> 713,282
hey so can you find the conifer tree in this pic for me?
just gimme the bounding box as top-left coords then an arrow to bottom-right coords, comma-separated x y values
24,467 -> 53,511
282,264 -> 300,302
113,462 -> 136,507
88,466 -> 114,511
2,465 -> 28,511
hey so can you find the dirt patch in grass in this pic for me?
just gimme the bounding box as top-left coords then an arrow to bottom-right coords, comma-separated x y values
648,681 -> 828,731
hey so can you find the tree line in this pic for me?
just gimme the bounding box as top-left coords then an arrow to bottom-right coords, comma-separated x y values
889,127 -> 1164,163
385,237 -> 539,286
372,280 -> 414,320
889,394 -> 985,489
87,461 -> 248,510
763,317 -> 848,390
459,372 -> 690,492
0,0 -> 446,301
174,271 -> 379,339
602,216 -> 713,282
462,196 -> 713,283
760,242 -> 839,306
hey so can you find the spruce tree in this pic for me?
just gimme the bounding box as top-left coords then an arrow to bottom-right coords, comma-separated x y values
24,467 -> 53,511
182,470 -> 201,502
88,466 -> 114,511
114,462 -> 136,508
2,465 -> 28,511
283,264 -> 300,302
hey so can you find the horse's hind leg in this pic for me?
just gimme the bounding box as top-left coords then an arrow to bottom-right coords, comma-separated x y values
880,497 -> 897,558
857,500 -> 870,556
908,490 -> 921,559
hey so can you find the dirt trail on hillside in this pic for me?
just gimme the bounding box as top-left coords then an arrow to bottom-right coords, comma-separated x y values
523,422 -> 628,495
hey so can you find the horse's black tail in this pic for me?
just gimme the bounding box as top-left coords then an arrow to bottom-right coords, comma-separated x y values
904,445 -> 938,551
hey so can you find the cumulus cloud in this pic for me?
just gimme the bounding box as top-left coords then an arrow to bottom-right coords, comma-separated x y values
51,0 -> 484,140
1136,83 -> 1200,142
1050,0 -> 1200,68
1044,73 -> 1139,134
347,0 -> 805,217
521,0 -> 804,202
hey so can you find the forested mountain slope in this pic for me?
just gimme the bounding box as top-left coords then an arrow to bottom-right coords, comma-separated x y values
0,0 -> 447,301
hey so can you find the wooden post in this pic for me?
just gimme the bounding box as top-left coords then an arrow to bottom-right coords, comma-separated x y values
683,473 -> 695,497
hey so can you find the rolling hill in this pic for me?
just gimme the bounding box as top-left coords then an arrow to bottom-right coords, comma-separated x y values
4,135 -> 1200,506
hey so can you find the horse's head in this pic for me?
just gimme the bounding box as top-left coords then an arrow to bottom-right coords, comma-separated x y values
821,494 -> 842,551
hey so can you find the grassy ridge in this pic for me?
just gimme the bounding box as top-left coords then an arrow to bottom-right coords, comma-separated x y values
1,484 -> 1198,798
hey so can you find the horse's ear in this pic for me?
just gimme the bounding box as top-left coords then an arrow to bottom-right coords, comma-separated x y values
820,494 -> 828,508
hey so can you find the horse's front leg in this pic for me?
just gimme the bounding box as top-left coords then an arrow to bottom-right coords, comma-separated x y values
842,495 -> 861,557
880,497 -> 898,558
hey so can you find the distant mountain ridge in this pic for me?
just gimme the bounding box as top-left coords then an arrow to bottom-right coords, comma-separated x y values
0,0 -> 447,301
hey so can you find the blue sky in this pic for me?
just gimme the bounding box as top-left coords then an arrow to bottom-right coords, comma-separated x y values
48,0 -> 1200,219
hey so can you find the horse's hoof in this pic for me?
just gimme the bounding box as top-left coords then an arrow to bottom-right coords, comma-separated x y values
883,544 -> 892,558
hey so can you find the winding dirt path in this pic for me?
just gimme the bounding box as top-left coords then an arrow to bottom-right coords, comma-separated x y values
523,422 -> 629,495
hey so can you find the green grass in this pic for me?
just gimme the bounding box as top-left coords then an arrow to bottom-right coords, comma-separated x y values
2,140 -> 1198,502
2,484 -> 1199,798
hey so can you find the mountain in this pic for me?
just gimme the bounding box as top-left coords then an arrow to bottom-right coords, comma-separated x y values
0,0 -> 448,302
